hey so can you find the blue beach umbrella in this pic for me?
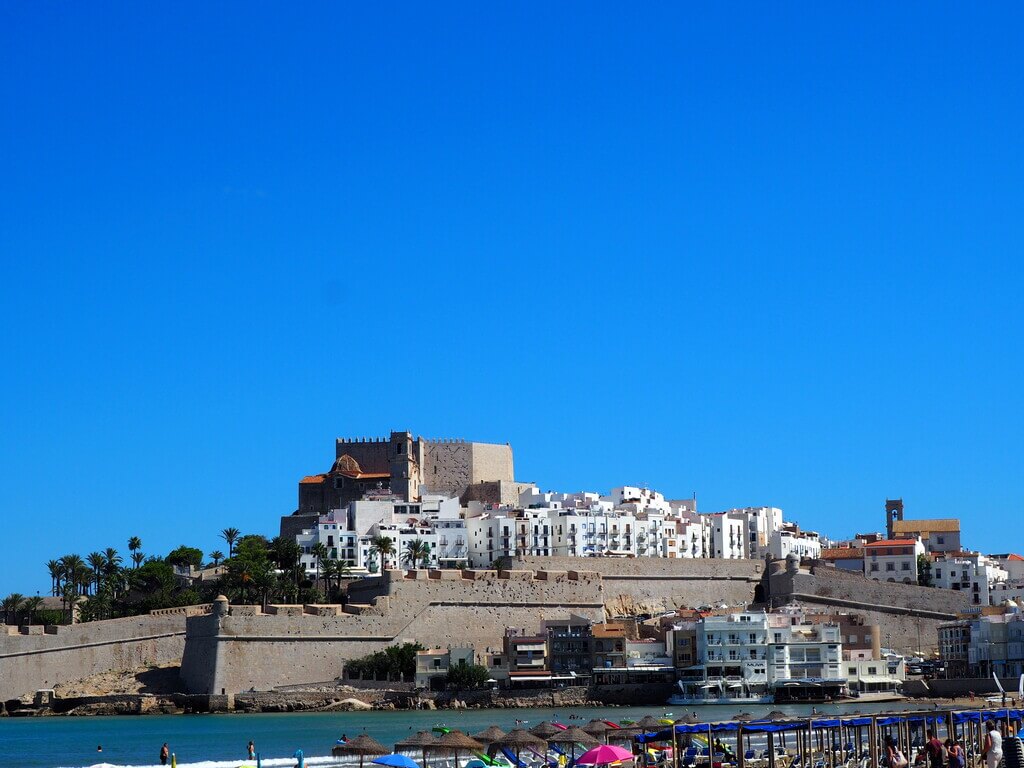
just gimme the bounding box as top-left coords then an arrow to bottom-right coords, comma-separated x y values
293,749 -> 304,768
374,754 -> 423,768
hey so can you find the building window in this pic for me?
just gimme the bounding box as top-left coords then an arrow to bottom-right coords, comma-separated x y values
886,562 -> 895,571
937,536 -> 945,545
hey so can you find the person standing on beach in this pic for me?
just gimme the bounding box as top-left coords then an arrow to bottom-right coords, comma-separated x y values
982,721 -> 1002,768
160,743 -> 170,766
249,741 -> 256,760
924,730 -> 944,768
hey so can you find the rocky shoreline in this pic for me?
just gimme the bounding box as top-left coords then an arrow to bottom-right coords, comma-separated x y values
3,680 -> 670,717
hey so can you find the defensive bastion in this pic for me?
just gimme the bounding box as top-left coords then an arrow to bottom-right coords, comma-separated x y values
181,558 -> 765,695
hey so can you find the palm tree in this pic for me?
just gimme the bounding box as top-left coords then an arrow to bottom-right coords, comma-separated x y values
321,558 -> 338,596
128,537 -> 142,568
46,560 -> 62,596
131,551 -> 145,568
369,535 -> 395,571
2,593 -> 24,625
418,542 -> 432,569
311,542 -> 328,590
401,539 -> 429,569
23,596 -> 43,626
209,550 -> 225,567
103,547 -> 122,575
221,527 -> 241,558
87,552 -> 106,595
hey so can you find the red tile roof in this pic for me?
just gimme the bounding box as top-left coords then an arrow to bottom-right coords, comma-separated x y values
820,547 -> 864,559
865,539 -> 916,547
300,474 -> 327,484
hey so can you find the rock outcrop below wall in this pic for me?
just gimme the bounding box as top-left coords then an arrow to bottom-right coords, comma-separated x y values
0,607 -> 206,702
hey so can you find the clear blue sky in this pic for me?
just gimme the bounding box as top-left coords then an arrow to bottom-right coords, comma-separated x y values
2,4 -> 1022,596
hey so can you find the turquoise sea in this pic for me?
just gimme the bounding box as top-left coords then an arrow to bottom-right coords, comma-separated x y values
0,702 -> 922,768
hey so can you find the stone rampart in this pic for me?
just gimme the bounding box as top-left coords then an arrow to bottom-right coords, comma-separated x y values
0,613 -> 192,701
767,564 -> 970,655
181,569 -> 607,694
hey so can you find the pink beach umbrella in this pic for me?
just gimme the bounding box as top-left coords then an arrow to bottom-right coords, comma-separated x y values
576,744 -> 635,766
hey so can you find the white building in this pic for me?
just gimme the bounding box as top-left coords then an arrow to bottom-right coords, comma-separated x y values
767,611 -> 844,687
688,611 -> 771,700
295,494 -> 464,575
864,538 -> 925,584
709,511 -> 748,559
931,552 -> 1008,607
770,526 -> 822,560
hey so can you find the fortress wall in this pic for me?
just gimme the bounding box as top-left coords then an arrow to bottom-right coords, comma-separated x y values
518,556 -> 763,612
468,442 -> 515,485
0,614 -> 189,701
421,441 -> 474,497
334,438 -> 390,472
768,566 -> 970,655
181,572 -> 607,694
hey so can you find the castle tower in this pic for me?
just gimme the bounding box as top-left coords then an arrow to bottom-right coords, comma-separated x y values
885,498 -> 904,539
389,431 -> 419,501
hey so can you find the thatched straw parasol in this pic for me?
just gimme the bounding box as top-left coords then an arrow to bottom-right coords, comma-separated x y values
473,726 -> 508,746
633,716 -> 663,730
396,731 -> 439,768
675,714 -> 701,725
531,722 -> 563,739
583,720 -> 615,743
492,729 -> 547,766
431,730 -> 485,767
547,727 -> 599,763
766,711 -> 789,721
732,712 -> 755,721
333,734 -> 390,768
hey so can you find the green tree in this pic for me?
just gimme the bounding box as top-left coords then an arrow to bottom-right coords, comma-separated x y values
23,596 -> 44,626
87,552 -> 107,595
369,535 -> 395,572
2,593 -> 24,625
445,662 -> 491,690
311,542 -> 329,590
918,553 -> 933,587
221,527 -> 241,558
128,537 -> 142,567
131,551 -> 145,568
102,548 -> 122,576
226,536 -> 274,604
209,550 -> 225,567
401,539 -> 430,569
344,642 -> 425,681
166,545 -> 204,570
46,560 -> 62,596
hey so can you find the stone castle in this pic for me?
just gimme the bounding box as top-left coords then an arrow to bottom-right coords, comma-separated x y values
281,431 -> 527,538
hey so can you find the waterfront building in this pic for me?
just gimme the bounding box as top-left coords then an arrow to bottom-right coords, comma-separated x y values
938,618 -> 971,678
966,605 -> 1024,677
685,611 -> 771,701
767,610 -> 845,701
414,646 -> 475,690
543,615 -> 593,682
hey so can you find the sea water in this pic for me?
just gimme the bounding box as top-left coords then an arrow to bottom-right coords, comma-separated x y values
0,702 -> 921,768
